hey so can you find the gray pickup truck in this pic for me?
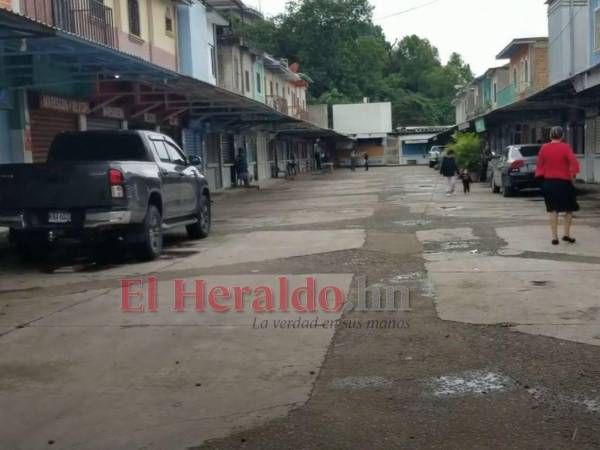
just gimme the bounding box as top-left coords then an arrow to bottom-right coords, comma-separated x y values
0,130 -> 210,261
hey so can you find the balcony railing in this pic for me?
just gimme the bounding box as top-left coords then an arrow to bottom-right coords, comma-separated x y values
289,105 -> 309,121
20,0 -> 116,47
266,95 -> 288,115
496,84 -> 516,108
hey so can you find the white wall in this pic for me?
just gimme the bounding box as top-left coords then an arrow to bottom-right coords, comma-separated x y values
308,104 -> 329,128
332,102 -> 392,135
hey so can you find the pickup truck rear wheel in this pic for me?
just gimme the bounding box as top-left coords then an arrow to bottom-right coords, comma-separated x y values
186,194 -> 211,239
135,205 -> 163,261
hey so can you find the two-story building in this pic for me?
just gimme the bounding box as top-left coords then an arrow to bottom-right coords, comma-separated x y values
0,0 -> 347,191
495,37 -> 549,106
453,65 -> 509,129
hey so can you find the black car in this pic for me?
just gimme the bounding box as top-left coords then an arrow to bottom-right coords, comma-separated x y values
0,130 -> 210,261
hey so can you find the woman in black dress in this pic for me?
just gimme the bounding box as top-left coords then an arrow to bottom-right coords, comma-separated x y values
535,127 -> 581,245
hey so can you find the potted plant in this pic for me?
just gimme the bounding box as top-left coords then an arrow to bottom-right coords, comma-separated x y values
447,132 -> 482,182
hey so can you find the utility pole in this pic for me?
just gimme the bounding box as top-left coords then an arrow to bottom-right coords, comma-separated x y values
569,0 -> 575,76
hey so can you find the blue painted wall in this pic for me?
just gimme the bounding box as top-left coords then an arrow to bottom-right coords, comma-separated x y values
402,143 -> 427,156
177,3 -> 212,83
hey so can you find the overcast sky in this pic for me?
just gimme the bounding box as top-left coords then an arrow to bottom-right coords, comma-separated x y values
244,0 -> 549,76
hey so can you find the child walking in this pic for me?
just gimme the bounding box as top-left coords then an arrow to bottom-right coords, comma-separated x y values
461,169 -> 472,195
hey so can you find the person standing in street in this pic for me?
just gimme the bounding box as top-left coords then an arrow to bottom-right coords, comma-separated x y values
460,169 -> 472,195
440,150 -> 460,195
535,126 -> 580,245
364,153 -> 369,171
314,149 -> 322,170
235,149 -> 250,188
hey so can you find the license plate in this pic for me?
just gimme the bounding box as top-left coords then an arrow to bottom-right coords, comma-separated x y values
527,164 -> 536,171
48,210 -> 71,224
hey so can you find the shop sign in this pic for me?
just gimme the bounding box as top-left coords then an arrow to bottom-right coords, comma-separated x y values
40,95 -> 90,114
101,106 -> 125,120
143,113 -> 157,124
475,118 -> 486,133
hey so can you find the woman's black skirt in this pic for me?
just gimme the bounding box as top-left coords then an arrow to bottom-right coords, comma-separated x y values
541,179 -> 579,213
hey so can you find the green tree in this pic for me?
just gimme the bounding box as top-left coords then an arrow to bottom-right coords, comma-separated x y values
447,132 -> 481,170
236,1 -> 474,127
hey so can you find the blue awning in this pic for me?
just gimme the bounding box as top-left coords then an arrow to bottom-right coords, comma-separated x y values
0,8 -> 350,139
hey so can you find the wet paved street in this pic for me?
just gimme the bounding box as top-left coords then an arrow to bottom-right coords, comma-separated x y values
1,166 -> 600,449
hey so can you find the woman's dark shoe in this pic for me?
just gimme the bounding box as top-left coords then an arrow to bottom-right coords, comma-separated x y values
562,236 -> 576,244
552,239 -> 560,246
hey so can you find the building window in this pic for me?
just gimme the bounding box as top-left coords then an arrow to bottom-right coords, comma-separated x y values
493,82 -> 497,103
275,82 -> 279,95
523,59 -> 529,83
269,81 -> 273,96
513,68 -> 518,87
165,6 -> 173,34
245,71 -> 250,93
209,44 -> 217,77
234,57 -> 240,91
256,72 -> 262,94
128,0 -> 140,37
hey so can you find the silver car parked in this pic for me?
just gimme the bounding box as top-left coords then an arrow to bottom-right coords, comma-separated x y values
490,144 -> 542,197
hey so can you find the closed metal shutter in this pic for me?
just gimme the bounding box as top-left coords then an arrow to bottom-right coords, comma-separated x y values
220,134 -> 234,164
206,133 -> 220,165
182,128 -> 201,157
86,117 -> 121,130
30,110 -> 78,162
595,118 -> 600,154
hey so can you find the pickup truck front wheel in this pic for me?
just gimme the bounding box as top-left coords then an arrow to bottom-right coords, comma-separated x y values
135,205 -> 163,261
186,194 -> 211,240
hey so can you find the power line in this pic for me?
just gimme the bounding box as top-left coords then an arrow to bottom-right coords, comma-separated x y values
376,0 -> 443,21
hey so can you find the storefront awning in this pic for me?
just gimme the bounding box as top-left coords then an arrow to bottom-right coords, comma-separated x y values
0,8 -> 348,140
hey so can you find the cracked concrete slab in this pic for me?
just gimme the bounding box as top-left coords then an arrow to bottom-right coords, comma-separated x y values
497,225 -> 600,257
426,254 -> 600,345
364,232 -> 423,256
0,275 -> 353,449
0,230 -> 366,292
215,195 -> 379,217
512,324 -> 600,347
216,208 -> 375,232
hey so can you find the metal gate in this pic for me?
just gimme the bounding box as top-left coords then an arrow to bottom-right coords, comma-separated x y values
86,117 -> 121,130
30,110 -> 78,162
